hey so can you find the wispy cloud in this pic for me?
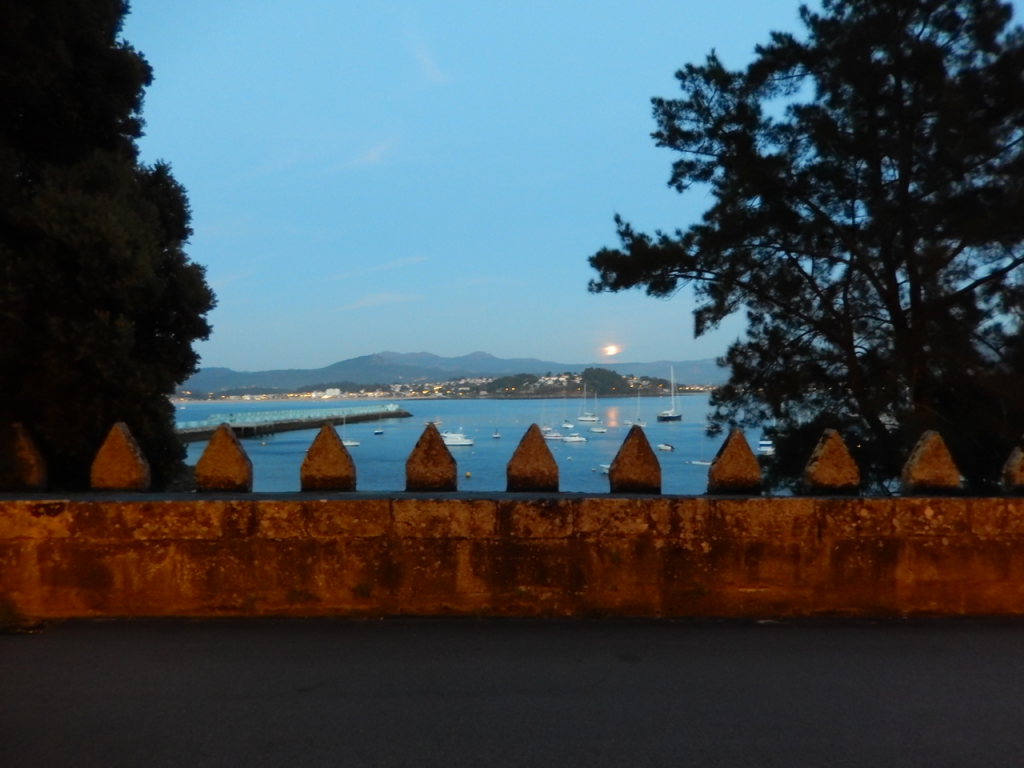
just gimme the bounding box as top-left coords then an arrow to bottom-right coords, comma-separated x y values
405,30 -> 449,84
344,292 -> 421,310
458,276 -> 498,287
329,255 -> 427,281
412,42 -> 447,83
349,139 -> 394,167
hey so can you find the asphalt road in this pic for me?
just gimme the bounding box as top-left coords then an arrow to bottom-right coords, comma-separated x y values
2,618 -> 1023,767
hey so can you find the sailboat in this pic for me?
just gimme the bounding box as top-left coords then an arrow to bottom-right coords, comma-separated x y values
689,424 -> 711,465
578,383 -> 598,422
340,415 -> 359,447
657,366 -> 682,422
561,390 -> 573,429
540,400 -> 552,433
587,391 -> 606,431
628,388 -> 646,427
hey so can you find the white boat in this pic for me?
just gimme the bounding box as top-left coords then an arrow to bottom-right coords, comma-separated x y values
599,463 -> 611,474
558,391 -> 576,430
374,428 -> 384,435
578,384 -> 598,422
492,429 -> 501,439
440,430 -> 473,446
758,438 -> 775,455
543,430 -> 563,441
341,416 -> 359,447
629,388 -> 646,427
656,443 -> 675,451
588,426 -> 607,434
689,423 -> 711,464
657,366 -> 682,422
562,433 -> 587,443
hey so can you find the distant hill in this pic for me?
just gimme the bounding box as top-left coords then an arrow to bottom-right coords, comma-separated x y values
180,351 -> 728,393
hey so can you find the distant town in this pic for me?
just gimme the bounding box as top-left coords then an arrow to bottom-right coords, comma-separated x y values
177,368 -> 717,402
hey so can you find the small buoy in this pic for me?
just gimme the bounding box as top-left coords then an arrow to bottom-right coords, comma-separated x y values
465,471 -> 471,478
261,442 -> 266,446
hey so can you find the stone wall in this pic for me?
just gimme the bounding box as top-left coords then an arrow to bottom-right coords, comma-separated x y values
2,493 -> 1024,620
3,419 -> 1024,621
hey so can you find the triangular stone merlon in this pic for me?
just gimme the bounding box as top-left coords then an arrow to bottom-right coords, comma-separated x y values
901,430 -> 962,495
803,429 -> 860,494
0,423 -> 47,491
90,422 -> 151,491
1001,440 -> 1024,495
406,423 -> 457,492
301,424 -> 356,492
608,425 -> 661,494
195,423 -> 253,492
507,424 -> 558,492
707,428 -> 761,495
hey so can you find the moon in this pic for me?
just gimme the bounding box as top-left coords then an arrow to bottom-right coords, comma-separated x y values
603,345 -> 620,356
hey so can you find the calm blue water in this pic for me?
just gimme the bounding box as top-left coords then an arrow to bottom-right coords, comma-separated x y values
176,395 -> 742,494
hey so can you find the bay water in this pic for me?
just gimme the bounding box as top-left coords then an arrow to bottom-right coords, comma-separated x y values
176,394 -> 747,494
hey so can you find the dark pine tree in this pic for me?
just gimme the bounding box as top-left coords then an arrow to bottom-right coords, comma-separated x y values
588,0 -> 1024,492
0,0 -> 216,489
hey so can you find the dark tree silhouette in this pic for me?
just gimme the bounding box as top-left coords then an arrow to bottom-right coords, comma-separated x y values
0,0 -> 215,489
589,0 -> 1024,491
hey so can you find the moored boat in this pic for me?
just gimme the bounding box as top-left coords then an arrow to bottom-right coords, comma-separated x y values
578,384 -> 599,422
657,366 -> 683,422
341,415 -> 359,446
440,430 -> 473,446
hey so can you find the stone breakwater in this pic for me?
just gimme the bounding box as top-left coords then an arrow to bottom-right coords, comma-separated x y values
2,493 -> 1024,620
176,408 -> 413,442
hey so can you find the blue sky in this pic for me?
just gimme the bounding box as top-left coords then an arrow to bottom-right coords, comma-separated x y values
122,1 -> 835,371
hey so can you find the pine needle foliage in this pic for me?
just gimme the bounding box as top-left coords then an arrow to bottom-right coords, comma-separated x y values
0,0 -> 215,489
589,0 -> 1024,492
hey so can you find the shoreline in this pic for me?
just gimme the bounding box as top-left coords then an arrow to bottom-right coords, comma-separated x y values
173,392 -> 712,404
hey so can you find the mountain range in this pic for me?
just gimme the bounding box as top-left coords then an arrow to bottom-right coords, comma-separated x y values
180,351 -> 729,393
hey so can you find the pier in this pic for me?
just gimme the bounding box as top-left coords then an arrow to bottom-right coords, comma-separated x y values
175,403 -> 412,442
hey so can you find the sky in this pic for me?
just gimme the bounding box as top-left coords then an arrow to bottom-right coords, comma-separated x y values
122,0 -> 817,371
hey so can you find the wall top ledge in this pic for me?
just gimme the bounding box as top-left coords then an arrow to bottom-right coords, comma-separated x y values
0,492 -> 1009,503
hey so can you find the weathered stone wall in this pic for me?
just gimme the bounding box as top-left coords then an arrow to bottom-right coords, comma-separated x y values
2,493 -> 1024,620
